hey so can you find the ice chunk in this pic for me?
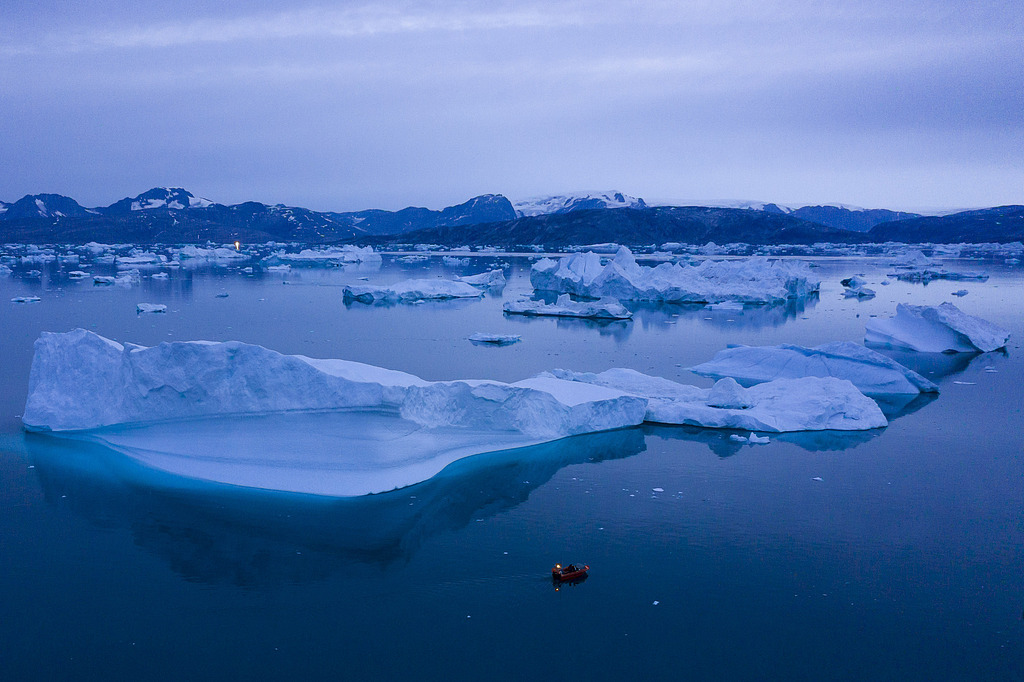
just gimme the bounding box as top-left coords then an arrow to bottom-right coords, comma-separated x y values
23,330 -> 646,438
136,303 -> 167,314
865,303 -> 1010,353
468,333 -> 521,346
530,246 -> 819,304
748,433 -> 770,444
343,279 -> 484,303
11,296 -> 41,303
706,377 -> 754,408
457,269 -> 506,287
68,271 -> 89,279
503,294 -> 632,319
545,368 -> 887,432
690,342 -> 938,395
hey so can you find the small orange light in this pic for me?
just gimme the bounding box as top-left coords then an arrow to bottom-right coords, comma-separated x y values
234,241 -> 241,251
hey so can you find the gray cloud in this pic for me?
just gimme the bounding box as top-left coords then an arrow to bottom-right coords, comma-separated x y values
1,0 -> 1021,211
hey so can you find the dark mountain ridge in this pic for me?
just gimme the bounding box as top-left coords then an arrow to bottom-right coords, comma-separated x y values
0,188 -> 1019,245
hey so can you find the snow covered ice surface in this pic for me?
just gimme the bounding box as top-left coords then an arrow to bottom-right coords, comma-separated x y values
689,342 -> 938,395
266,246 -> 381,266
343,278 -> 484,303
865,302 -> 1010,353
468,333 -> 521,346
530,247 -> 819,304
544,369 -> 887,432
503,294 -> 633,319
22,330 -> 647,495
456,269 -> 506,287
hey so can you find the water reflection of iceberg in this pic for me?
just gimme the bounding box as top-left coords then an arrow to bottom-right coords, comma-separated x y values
630,294 -> 818,330
871,348 -> 1000,381
25,428 -> 645,585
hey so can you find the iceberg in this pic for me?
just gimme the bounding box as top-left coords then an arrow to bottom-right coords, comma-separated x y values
544,369 -> 887,432
468,333 -> 521,346
865,303 -> 1010,353
266,246 -> 381,266
503,294 -> 633,320
530,247 -> 819,304
689,342 -> 938,395
457,269 -> 506,287
343,279 -> 484,303
23,329 -> 645,437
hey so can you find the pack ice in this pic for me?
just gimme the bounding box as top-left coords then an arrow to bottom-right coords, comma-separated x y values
689,342 -> 938,395
865,303 -> 1010,353
530,247 -> 819,304
544,369 -> 887,432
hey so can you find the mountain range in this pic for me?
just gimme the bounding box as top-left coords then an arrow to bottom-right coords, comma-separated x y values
0,187 -> 1020,245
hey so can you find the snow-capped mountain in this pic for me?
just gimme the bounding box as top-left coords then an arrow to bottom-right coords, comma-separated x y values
103,187 -> 215,214
0,193 -> 95,220
513,191 -> 647,217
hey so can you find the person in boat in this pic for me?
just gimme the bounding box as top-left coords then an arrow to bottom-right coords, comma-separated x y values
564,564 -> 576,573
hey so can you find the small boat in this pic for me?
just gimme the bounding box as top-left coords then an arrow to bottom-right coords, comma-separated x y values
551,563 -> 589,582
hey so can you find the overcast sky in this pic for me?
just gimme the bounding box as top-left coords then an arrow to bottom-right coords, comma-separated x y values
2,0 -> 1021,212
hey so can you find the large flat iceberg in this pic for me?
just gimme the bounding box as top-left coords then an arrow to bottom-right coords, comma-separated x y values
544,368 -> 887,432
343,279 -> 484,303
689,342 -> 938,395
865,303 -> 1010,353
24,329 -> 645,436
530,247 -> 819,304
23,330 -> 649,495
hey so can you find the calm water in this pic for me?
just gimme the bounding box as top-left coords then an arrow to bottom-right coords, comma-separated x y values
1,252 -> 1023,680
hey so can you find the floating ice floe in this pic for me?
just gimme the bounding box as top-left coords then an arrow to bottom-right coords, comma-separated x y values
267,246 -> 381,266
67,271 -> 89,279
865,303 -> 1010,353
503,294 -> 633,320
889,269 -> 989,284
12,296 -> 41,303
530,247 -> 819,304
136,303 -> 167,314
175,245 -> 250,262
468,333 -> 521,346
442,256 -> 470,267
689,342 -> 938,395
150,271 -> 169,280
543,369 -> 887,432
457,269 -> 506,287
343,279 -> 484,303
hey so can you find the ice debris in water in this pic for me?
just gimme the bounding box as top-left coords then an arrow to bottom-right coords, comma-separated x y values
343,279 -> 484,303
11,296 -> 41,303
529,246 -> 819,304
503,294 -> 632,319
865,302 -> 1009,353
136,303 -> 167,314
689,341 -> 938,395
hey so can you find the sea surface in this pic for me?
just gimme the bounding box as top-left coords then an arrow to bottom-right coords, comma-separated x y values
1,251 -> 1022,680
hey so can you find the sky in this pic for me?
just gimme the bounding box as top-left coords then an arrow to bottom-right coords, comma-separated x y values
2,0 -> 1022,212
